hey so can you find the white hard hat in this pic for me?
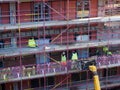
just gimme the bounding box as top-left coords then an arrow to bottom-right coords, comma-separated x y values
63,52 -> 65,54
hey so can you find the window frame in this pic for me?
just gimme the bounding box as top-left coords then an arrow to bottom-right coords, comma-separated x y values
34,2 -> 50,21
76,0 -> 90,18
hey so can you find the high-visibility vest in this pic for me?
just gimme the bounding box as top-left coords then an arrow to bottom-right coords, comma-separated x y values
61,55 -> 66,62
107,51 -> 112,55
28,39 -> 36,47
103,47 -> 109,52
71,53 -> 78,61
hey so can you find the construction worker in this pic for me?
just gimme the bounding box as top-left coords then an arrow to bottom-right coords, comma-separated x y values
28,37 -> 37,48
103,46 -> 113,56
103,46 -> 109,55
107,51 -> 112,56
71,51 -> 78,69
71,51 -> 78,60
61,52 -> 67,66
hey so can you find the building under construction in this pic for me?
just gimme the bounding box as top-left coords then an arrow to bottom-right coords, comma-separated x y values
0,0 -> 120,90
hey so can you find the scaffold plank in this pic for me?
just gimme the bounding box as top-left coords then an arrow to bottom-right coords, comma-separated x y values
0,39 -> 120,57
0,16 -> 120,31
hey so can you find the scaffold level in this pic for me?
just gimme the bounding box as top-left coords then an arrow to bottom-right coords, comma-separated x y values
0,16 -> 120,30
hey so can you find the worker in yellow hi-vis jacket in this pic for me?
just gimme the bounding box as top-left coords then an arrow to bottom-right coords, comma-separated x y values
71,51 -> 78,69
28,37 -> 37,48
61,52 -> 67,66
103,46 -> 109,55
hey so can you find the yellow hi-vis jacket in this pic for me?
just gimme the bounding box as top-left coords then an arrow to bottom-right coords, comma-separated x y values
107,51 -> 112,55
103,47 -> 109,53
28,39 -> 36,47
71,53 -> 78,61
61,55 -> 66,62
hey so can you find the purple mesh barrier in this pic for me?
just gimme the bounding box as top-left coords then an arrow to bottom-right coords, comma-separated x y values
67,60 -> 72,70
0,55 -> 120,82
36,64 -> 40,74
97,54 -> 120,67
11,66 -> 20,78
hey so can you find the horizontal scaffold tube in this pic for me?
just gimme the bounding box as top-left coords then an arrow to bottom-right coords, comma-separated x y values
0,16 -> 120,31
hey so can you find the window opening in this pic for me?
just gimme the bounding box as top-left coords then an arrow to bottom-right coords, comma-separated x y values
77,0 -> 89,18
34,2 -> 50,21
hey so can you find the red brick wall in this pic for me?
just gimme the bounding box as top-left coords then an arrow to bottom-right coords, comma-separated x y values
90,31 -> 97,40
52,0 -> 76,20
22,55 -> 36,65
4,57 -> 19,67
51,1 -> 66,20
90,0 -> 98,17
5,82 -> 21,90
55,74 -> 71,85
50,52 -> 61,61
17,37 -> 29,47
22,80 -> 30,89
4,38 -> 11,47
1,3 -> 10,24
51,33 -> 74,44
5,83 -> 13,90
18,2 -> 31,23
117,67 -> 120,75
4,55 -> 36,67
67,0 -> 76,19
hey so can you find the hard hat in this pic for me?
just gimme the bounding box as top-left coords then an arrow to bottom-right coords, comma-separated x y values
63,52 -> 65,54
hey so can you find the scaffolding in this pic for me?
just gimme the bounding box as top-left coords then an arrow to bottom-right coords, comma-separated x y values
0,0 -> 120,90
